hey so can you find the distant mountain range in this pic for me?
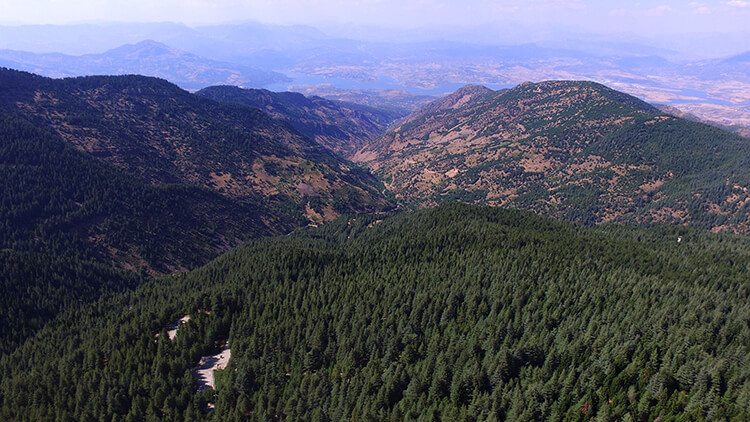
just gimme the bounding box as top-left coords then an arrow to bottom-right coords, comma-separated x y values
354,81 -> 750,233
0,22 -> 747,128
0,40 -> 289,90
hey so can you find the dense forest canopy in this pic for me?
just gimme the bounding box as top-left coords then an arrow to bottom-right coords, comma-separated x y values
1,204 -> 747,421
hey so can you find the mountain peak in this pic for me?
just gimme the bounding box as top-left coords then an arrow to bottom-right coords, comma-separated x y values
408,84 -> 495,119
104,39 -> 182,59
453,84 -> 494,96
438,84 -> 494,106
356,80 -> 750,233
504,79 -> 659,114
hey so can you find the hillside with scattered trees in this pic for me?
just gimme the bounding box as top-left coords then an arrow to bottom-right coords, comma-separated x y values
355,81 -> 750,233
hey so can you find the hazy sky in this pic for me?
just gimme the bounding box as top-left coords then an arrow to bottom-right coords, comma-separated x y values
2,0 -> 749,36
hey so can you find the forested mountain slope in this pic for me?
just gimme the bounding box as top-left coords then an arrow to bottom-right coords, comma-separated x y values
0,112 -> 269,354
0,114 -> 269,273
355,81 -> 750,233
0,250 -> 142,356
1,204 -> 747,421
0,68 -> 386,357
197,85 -> 402,158
0,68 -> 389,229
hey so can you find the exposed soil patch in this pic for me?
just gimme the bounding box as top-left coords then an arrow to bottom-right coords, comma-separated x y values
167,315 -> 191,340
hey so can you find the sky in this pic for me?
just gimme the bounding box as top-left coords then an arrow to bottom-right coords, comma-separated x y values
2,0 -> 749,37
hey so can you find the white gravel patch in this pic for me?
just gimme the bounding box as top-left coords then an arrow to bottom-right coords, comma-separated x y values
192,348 -> 231,391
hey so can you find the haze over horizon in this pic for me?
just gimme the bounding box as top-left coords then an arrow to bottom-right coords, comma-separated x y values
2,0 -> 749,58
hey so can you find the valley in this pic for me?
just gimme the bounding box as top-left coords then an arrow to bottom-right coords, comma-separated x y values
1,0 -> 749,419
0,64 -> 748,421
195,85 -> 402,158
